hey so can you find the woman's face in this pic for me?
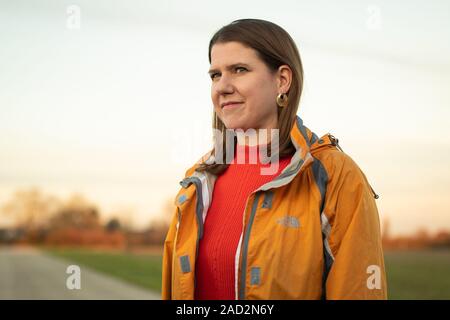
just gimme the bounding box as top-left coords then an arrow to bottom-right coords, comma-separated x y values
209,41 -> 290,132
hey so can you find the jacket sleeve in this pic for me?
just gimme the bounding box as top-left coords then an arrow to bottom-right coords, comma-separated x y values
161,206 -> 178,300
322,152 -> 388,299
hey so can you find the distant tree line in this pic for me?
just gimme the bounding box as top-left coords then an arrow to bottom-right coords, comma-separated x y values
0,187 -> 171,248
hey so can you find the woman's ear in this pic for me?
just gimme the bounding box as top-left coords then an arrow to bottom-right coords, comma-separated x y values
277,64 -> 292,93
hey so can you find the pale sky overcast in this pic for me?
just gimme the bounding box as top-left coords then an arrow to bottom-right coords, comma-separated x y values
1,0 -> 449,235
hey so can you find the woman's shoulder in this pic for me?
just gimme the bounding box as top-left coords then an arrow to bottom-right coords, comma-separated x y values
310,136 -> 379,213
310,136 -> 369,186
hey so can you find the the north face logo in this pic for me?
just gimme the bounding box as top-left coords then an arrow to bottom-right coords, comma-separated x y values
276,215 -> 300,228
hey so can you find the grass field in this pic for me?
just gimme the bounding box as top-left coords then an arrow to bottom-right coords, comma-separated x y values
384,250 -> 450,299
46,248 -> 450,299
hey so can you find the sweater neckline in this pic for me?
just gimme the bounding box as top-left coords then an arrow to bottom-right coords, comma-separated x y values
232,143 -> 290,165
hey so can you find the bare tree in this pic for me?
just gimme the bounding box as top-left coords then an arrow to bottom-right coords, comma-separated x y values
1,187 -> 60,231
48,193 -> 100,230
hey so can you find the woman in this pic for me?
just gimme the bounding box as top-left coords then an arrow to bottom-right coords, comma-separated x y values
162,19 -> 387,300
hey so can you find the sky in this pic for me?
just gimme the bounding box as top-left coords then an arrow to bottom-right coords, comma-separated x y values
0,0 -> 449,235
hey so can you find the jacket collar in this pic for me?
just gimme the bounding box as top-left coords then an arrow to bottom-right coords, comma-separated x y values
178,116 -> 337,217
291,115 -> 336,157
183,115 -> 335,182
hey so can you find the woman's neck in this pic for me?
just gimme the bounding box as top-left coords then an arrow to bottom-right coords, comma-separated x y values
235,128 -> 276,147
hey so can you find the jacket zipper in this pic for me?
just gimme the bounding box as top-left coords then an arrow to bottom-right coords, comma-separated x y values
237,191 -> 262,300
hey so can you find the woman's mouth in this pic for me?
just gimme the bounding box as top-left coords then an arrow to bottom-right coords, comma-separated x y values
222,102 -> 244,110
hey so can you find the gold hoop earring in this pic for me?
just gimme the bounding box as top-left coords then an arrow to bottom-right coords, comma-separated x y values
276,93 -> 288,108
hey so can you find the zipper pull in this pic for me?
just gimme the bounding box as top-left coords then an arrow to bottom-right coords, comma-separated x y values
359,169 -> 381,200
370,185 -> 380,199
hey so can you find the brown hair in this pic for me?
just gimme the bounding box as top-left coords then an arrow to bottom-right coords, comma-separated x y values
195,18 -> 304,175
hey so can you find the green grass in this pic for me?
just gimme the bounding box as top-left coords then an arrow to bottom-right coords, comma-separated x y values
385,250 -> 450,299
45,248 -> 162,292
45,248 -> 450,299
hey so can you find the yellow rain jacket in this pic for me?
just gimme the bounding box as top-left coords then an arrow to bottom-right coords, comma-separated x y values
162,116 -> 387,300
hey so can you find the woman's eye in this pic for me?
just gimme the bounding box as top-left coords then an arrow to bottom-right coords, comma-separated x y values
210,67 -> 246,80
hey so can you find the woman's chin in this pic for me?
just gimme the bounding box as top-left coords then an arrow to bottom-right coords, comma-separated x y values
224,123 -> 248,131
221,117 -> 247,130
222,119 -> 239,130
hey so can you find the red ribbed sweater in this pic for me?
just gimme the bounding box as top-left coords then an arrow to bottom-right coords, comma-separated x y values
194,144 -> 292,300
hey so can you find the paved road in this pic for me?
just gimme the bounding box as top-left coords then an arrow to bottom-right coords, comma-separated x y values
0,247 -> 161,299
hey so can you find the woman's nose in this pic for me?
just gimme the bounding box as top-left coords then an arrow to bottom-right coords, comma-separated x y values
215,74 -> 235,95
